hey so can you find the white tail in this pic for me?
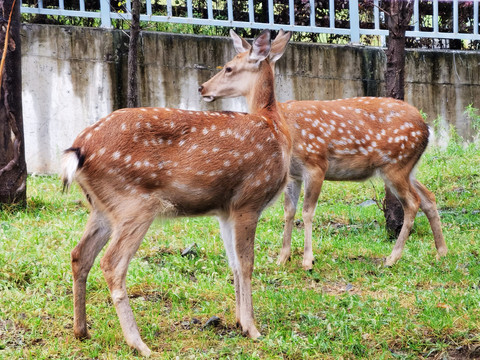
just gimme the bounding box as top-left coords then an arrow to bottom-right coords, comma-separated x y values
263,30 -> 446,270
62,30 -> 291,356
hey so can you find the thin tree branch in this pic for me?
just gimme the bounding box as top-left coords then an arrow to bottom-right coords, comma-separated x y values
0,0 -> 16,85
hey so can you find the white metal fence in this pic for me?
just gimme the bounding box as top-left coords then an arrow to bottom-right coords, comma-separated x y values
21,0 -> 480,44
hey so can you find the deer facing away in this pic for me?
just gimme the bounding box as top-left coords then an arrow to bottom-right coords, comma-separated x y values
61,30 -> 292,356
231,30 -> 447,270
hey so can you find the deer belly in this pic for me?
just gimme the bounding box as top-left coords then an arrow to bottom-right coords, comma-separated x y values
324,156 -> 376,181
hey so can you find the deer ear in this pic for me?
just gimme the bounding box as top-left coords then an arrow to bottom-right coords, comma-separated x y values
230,29 -> 251,53
249,30 -> 271,63
269,30 -> 291,64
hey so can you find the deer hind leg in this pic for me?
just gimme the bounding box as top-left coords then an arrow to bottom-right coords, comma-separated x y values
100,215 -> 155,357
220,211 -> 261,339
301,171 -> 325,270
411,178 -> 447,259
278,179 -> 302,265
71,210 -> 111,339
384,177 -> 421,267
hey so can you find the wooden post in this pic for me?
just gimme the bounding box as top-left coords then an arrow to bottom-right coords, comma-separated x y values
0,0 -> 27,206
127,0 -> 141,108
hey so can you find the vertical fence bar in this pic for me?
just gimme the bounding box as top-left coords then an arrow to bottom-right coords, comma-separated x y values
329,0 -> 334,28
349,0 -> 360,43
433,0 -> 439,33
79,0 -> 85,12
309,0 -> 315,27
289,0 -> 294,26
227,0 -> 233,22
146,0 -> 152,17
414,0 -> 419,31
99,0 -> 111,27
373,0 -> 379,30
187,0 -> 193,18
453,0 -> 458,34
59,0 -> 64,10
207,0 -> 213,20
475,0 -> 479,35
38,0 -> 43,9
126,0 -> 131,14
167,0 -> 172,17
248,0 -> 254,23
268,0 -> 273,24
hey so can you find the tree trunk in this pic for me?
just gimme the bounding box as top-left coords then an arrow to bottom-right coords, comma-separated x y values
127,0 -> 141,108
0,0 -> 27,207
383,0 -> 414,238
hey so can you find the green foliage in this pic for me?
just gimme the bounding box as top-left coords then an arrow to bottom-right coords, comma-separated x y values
0,146 -> 479,358
425,105 -> 480,151
465,103 -> 480,134
20,1 -> 480,49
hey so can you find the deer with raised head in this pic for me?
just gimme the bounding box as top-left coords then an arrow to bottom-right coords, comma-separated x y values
230,30 -> 447,270
61,29 -> 292,356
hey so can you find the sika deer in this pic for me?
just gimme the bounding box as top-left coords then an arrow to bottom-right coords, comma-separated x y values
229,30 -> 447,270
61,30 -> 291,356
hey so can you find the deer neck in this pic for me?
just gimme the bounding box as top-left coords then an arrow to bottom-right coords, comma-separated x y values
245,60 -> 278,115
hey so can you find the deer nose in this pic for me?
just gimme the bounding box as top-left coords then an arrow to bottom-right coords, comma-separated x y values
198,85 -> 204,94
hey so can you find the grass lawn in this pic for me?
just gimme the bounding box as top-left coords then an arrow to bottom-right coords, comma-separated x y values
1,143 -> 479,359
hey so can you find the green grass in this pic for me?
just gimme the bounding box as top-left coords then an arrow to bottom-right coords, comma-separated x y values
1,144 -> 479,359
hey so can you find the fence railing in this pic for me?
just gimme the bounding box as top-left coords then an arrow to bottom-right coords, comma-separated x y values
21,0 -> 480,44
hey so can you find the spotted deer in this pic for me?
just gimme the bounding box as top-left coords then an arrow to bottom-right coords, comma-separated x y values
61,30 -> 292,356
230,30 -> 447,270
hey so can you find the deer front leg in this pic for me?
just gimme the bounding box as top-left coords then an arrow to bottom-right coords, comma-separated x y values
229,212 -> 261,339
278,179 -> 302,265
301,171 -> 325,270
72,211 -> 111,339
100,218 -> 154,357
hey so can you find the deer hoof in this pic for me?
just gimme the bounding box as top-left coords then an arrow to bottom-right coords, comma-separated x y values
242,325 -> 261,339
276,253 -> 290,265
437,247 -> 448,258
302,258 -> 314,271
136,343 -> 152,357
384,256 -> 396,267
74,329 -> 91,340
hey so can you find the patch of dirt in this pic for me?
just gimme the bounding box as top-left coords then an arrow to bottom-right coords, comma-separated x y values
142,246 -> 177,264
0,318 -> 27,349
320,282 -> 362,296
348,255 -> 385,266
428,344 -> 480,359
128,288 -> 171,304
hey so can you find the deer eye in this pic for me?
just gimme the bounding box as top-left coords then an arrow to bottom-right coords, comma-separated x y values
225,67 -> 233,73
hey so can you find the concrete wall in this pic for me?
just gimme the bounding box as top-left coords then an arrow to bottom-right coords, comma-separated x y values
21,24 -> 480,173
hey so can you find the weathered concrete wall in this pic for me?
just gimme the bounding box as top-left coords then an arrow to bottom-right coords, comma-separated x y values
21,24 -> 480,173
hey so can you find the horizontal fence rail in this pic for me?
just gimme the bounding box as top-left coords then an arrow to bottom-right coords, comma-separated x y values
21,0 -> 480,44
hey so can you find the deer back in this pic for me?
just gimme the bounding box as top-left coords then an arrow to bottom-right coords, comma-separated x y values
68,106 -> 290,218
280,97 -> 429,181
